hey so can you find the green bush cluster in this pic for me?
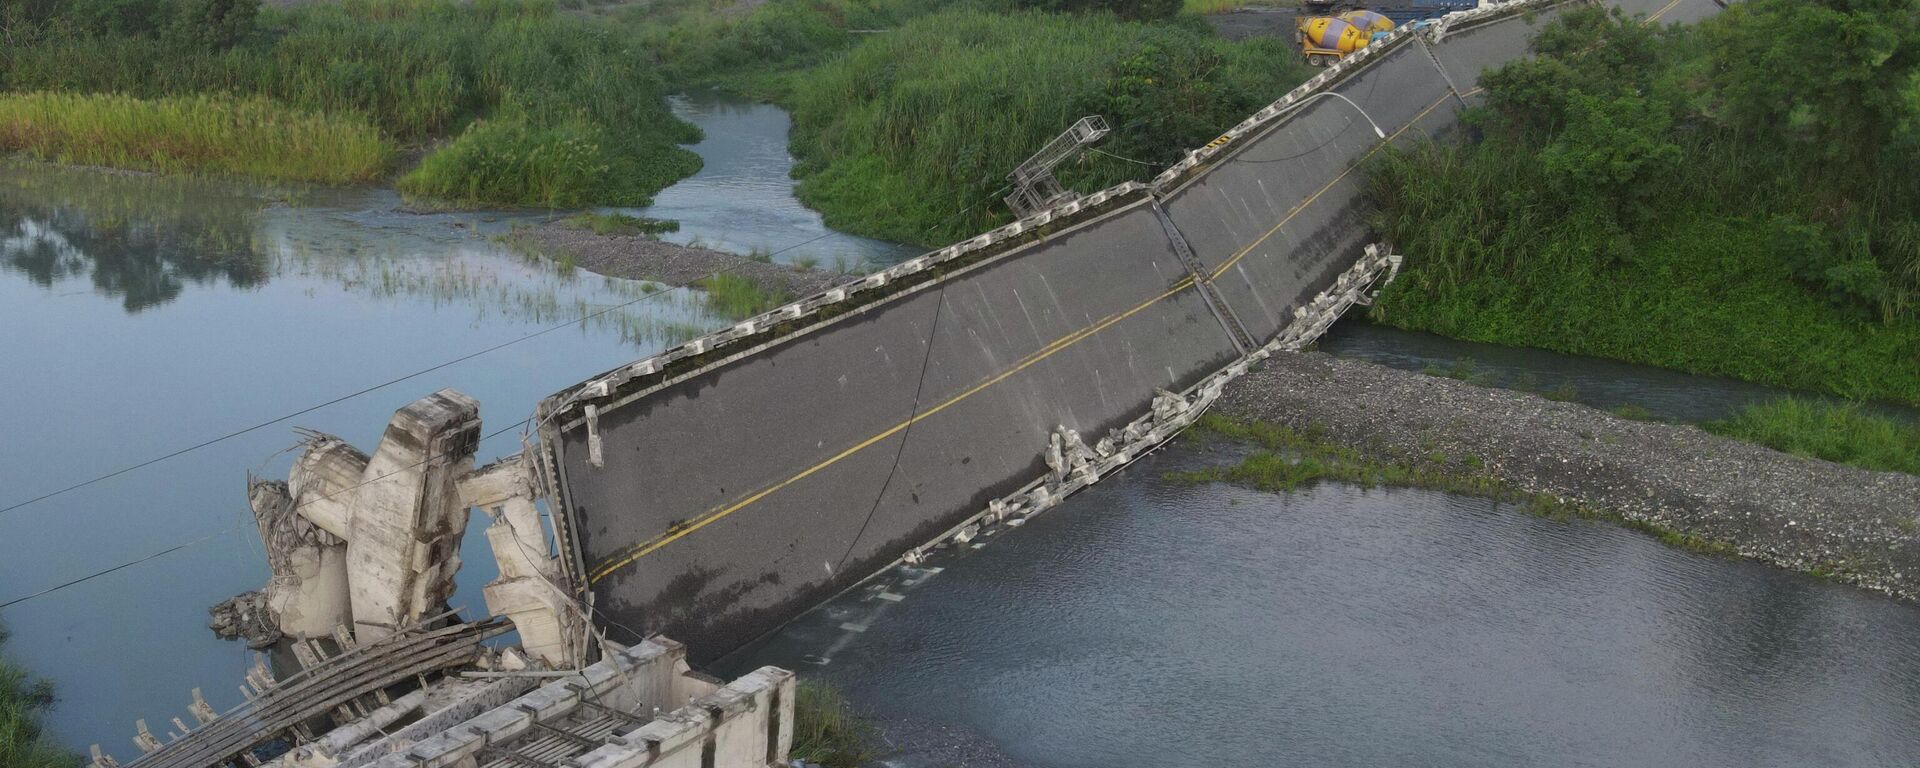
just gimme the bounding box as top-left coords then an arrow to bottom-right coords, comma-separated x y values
1,0 -> 700,207
4,0 -> 259,49
783,8 -> 1307,244
1368,2 -> 1920,404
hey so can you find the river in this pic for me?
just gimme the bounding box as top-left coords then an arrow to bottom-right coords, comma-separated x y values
2,93 -> 1916,763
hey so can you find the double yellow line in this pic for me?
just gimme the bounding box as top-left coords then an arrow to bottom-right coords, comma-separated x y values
588,85 -> 1488,584
587,275 -> 1199,583
1209,87 -> 1477,281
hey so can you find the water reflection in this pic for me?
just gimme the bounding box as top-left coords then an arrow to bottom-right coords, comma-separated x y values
0,166 -> 270,312
728,445 -> 1920,767
0,163 -> 730,747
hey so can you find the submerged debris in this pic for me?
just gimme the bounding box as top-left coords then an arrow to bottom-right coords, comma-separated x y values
207,591 -> 279,649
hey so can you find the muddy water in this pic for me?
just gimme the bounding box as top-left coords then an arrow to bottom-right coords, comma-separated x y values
728,444 -> 1920,767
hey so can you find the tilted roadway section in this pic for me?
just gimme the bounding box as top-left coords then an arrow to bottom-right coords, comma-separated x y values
533,0 -> 1730,663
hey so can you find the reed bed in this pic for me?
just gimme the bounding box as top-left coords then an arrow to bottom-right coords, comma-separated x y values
1706,399 -> 1920,477
3,0 -> 699,205
0,92 -> 390,183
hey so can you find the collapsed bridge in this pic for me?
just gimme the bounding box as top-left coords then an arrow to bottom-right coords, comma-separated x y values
523,0 -> 1727,664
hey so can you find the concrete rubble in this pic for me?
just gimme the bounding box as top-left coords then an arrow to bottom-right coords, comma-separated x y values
173,388 -> 794,768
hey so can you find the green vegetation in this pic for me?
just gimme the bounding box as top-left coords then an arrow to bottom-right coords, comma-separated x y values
625,0 -> 944,94
789,682 -> 876,768
1706,398 -> 1920,476
1174,414 -> 1737,556
783,9 -> 1310,244
559,212 -> 681,236
0,92 -> 390,183
1368,2 -> 1920,405
696,273 -> 786,319
1,627 -> 71,768
1,0 -> 699,205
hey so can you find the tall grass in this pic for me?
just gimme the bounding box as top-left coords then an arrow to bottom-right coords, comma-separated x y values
625,0 -> 945,94
696,273 -> 786,319
790,682 -> 875,768
3,0 -> 700,205
0,627 -> 71,768
1705,399 -> 1920,477
0,92 -> 390,183
784,8 -> 1309,244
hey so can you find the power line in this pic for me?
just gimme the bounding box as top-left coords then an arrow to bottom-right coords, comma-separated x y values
0,418 -> 534,611
1088,147 -> 1164,167
0,287 -> 685,520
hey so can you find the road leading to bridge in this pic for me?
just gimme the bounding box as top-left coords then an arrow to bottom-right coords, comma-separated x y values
532,0 -> 1729,664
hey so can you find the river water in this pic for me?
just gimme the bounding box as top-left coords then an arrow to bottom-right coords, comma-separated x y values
3,94 -> 1917,763
726,445 -> 1920,767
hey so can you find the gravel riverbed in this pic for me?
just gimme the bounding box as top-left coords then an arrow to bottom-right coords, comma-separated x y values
1214,351 -> 1920,600
513,221 -> 846,297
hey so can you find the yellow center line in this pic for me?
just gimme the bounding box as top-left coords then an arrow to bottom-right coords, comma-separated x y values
1208,87 -> 1476,281
1648,0 -> 1685,22
590,79 -> 1498,583
588,275 -> 1200,583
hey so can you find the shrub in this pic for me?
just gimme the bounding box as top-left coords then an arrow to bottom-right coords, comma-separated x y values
1367,3 -> 1920,404
786,8 -> 1307,243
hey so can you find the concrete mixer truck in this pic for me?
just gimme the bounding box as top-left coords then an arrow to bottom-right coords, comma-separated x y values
1296,16 -> 1369,66
1296,2 -> 1483,65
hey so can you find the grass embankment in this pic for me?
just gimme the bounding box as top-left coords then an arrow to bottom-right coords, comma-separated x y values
783,9 -> 1310,244
1367,3 -> 1920,405
1,628 -> 70,768
1171,413 -> 1736,555
0,92 -> 389,183
1,0 -> 699,206
1706,399 -> 1920,477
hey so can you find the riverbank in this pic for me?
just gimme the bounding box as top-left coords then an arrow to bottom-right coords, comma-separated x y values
1367,3 -> 1920,405
1,0 -> 700,208
507,219 -> 846,298
1209,352 -> 1920,601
